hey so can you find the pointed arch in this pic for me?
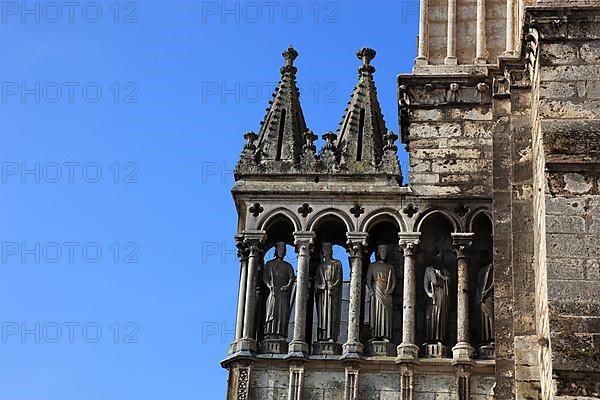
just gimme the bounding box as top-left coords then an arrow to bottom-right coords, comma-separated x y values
359,208 -> 407,233
307,208 -> 354,233
415,208 -> 461,233
466,207 -> 493,233
258,207 -> 302,233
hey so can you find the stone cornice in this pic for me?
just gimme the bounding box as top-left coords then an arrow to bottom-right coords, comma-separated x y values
232,178 -> 411,197
526,5 -> 600,41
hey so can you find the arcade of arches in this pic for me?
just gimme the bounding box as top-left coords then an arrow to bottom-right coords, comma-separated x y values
231,209 -> 494,361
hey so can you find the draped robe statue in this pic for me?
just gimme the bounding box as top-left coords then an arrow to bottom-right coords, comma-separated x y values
315,242 -> 343,342
478,262 -> 494,344
424,253 -> 451,343
263,242 -> 295,338
366,244 -> 396,340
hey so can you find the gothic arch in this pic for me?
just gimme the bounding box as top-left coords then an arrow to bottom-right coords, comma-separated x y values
415,208 -> 461,233
307,208 -> 354,233
359,208 -> 407,233
258,207 -> 302,233
466,208 -> 493,233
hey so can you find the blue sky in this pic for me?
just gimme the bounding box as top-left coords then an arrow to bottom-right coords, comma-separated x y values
0,1 -> 417,398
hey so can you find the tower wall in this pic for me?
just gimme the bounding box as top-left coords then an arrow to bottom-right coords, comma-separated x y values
529,8 -> 600,398
399,76 -> 494,196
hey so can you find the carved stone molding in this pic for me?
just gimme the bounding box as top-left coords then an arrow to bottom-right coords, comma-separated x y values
235,365 -> 252,400
455,364 -> 471,400
288,363 -> 304,400
344,365 -> 360,400
400,364 -> 415,400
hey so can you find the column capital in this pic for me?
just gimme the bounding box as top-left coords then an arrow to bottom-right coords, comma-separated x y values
398,232 -> 421,256
235,234 -> 249,260
293,231 -> 315,245
346,232 -> 369,258
293,231 -> 315,255
451,233 -> 474,259
242,230 -> 266,257
242,230 -> 266,246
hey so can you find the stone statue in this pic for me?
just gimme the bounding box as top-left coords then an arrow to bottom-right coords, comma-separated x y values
424,252 -> 451,343
366,244 -> 396,340
262,242 -> 295,338
478,262 -> 494,344
315,242 -> 343,342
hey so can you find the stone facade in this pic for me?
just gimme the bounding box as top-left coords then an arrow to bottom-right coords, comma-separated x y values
222,1 -> 600,399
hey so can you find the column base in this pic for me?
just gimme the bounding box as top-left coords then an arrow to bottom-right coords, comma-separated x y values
312,341 -> 342,355
415,56 -> 429,66
259,338 -> 288,354
342,341 -> 364,356
366,339 -> 395,357
445,56 -> 458,65
452,342 -> 475,361
236,338 -> 257,353
479,342 -> 495,359
474,57 -> 488,64
396,343 -> 420,361
288,340 -> 309,355
424,342 -> 448,358
228,340 -> 239,354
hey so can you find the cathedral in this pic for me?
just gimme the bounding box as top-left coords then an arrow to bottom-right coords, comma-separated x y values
222,0 -> 600,399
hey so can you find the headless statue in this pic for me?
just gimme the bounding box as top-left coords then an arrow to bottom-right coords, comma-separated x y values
424,252 -> 451,343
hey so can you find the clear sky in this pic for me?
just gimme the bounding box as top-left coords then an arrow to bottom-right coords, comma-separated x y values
0,1 -> 417,398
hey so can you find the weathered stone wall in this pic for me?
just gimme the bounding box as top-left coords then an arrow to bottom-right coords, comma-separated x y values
249,362 -> 496,399
532,7 -> 600,398
429,0 -> 449,65
531,37 -> 553,400
491,89 -> 517,400
400,77 -> 494,197
485,0 -> 508,63
425,0 -> 511,65
491,64 -> 543,399
489,7 -> 600,399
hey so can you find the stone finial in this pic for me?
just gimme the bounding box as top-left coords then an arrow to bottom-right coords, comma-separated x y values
322,131 -> 338,152
357,48 -> 376,74
383,131 -> 398,152
477,82 -> 489,93
283,46 -> 299,66
302,130 -> 318,153
243,131 -> 258,151
357,48 -> 376,65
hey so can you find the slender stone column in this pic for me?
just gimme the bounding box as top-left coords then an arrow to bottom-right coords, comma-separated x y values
445,0 -> 457,65
397,233 -> 421,361
451,233 -> 475,360
233,235 -> 249,345
518,0 -> 524,29
416,0 -> 429,65
475,0 -> 487,63
505,0 -> 515,55
239,230 -> 266,352
289,231 -> 315,355
343,232 -> 368,356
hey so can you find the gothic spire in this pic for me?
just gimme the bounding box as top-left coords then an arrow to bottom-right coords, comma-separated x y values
335,48 -> 400,175
254,46 -> 308,164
